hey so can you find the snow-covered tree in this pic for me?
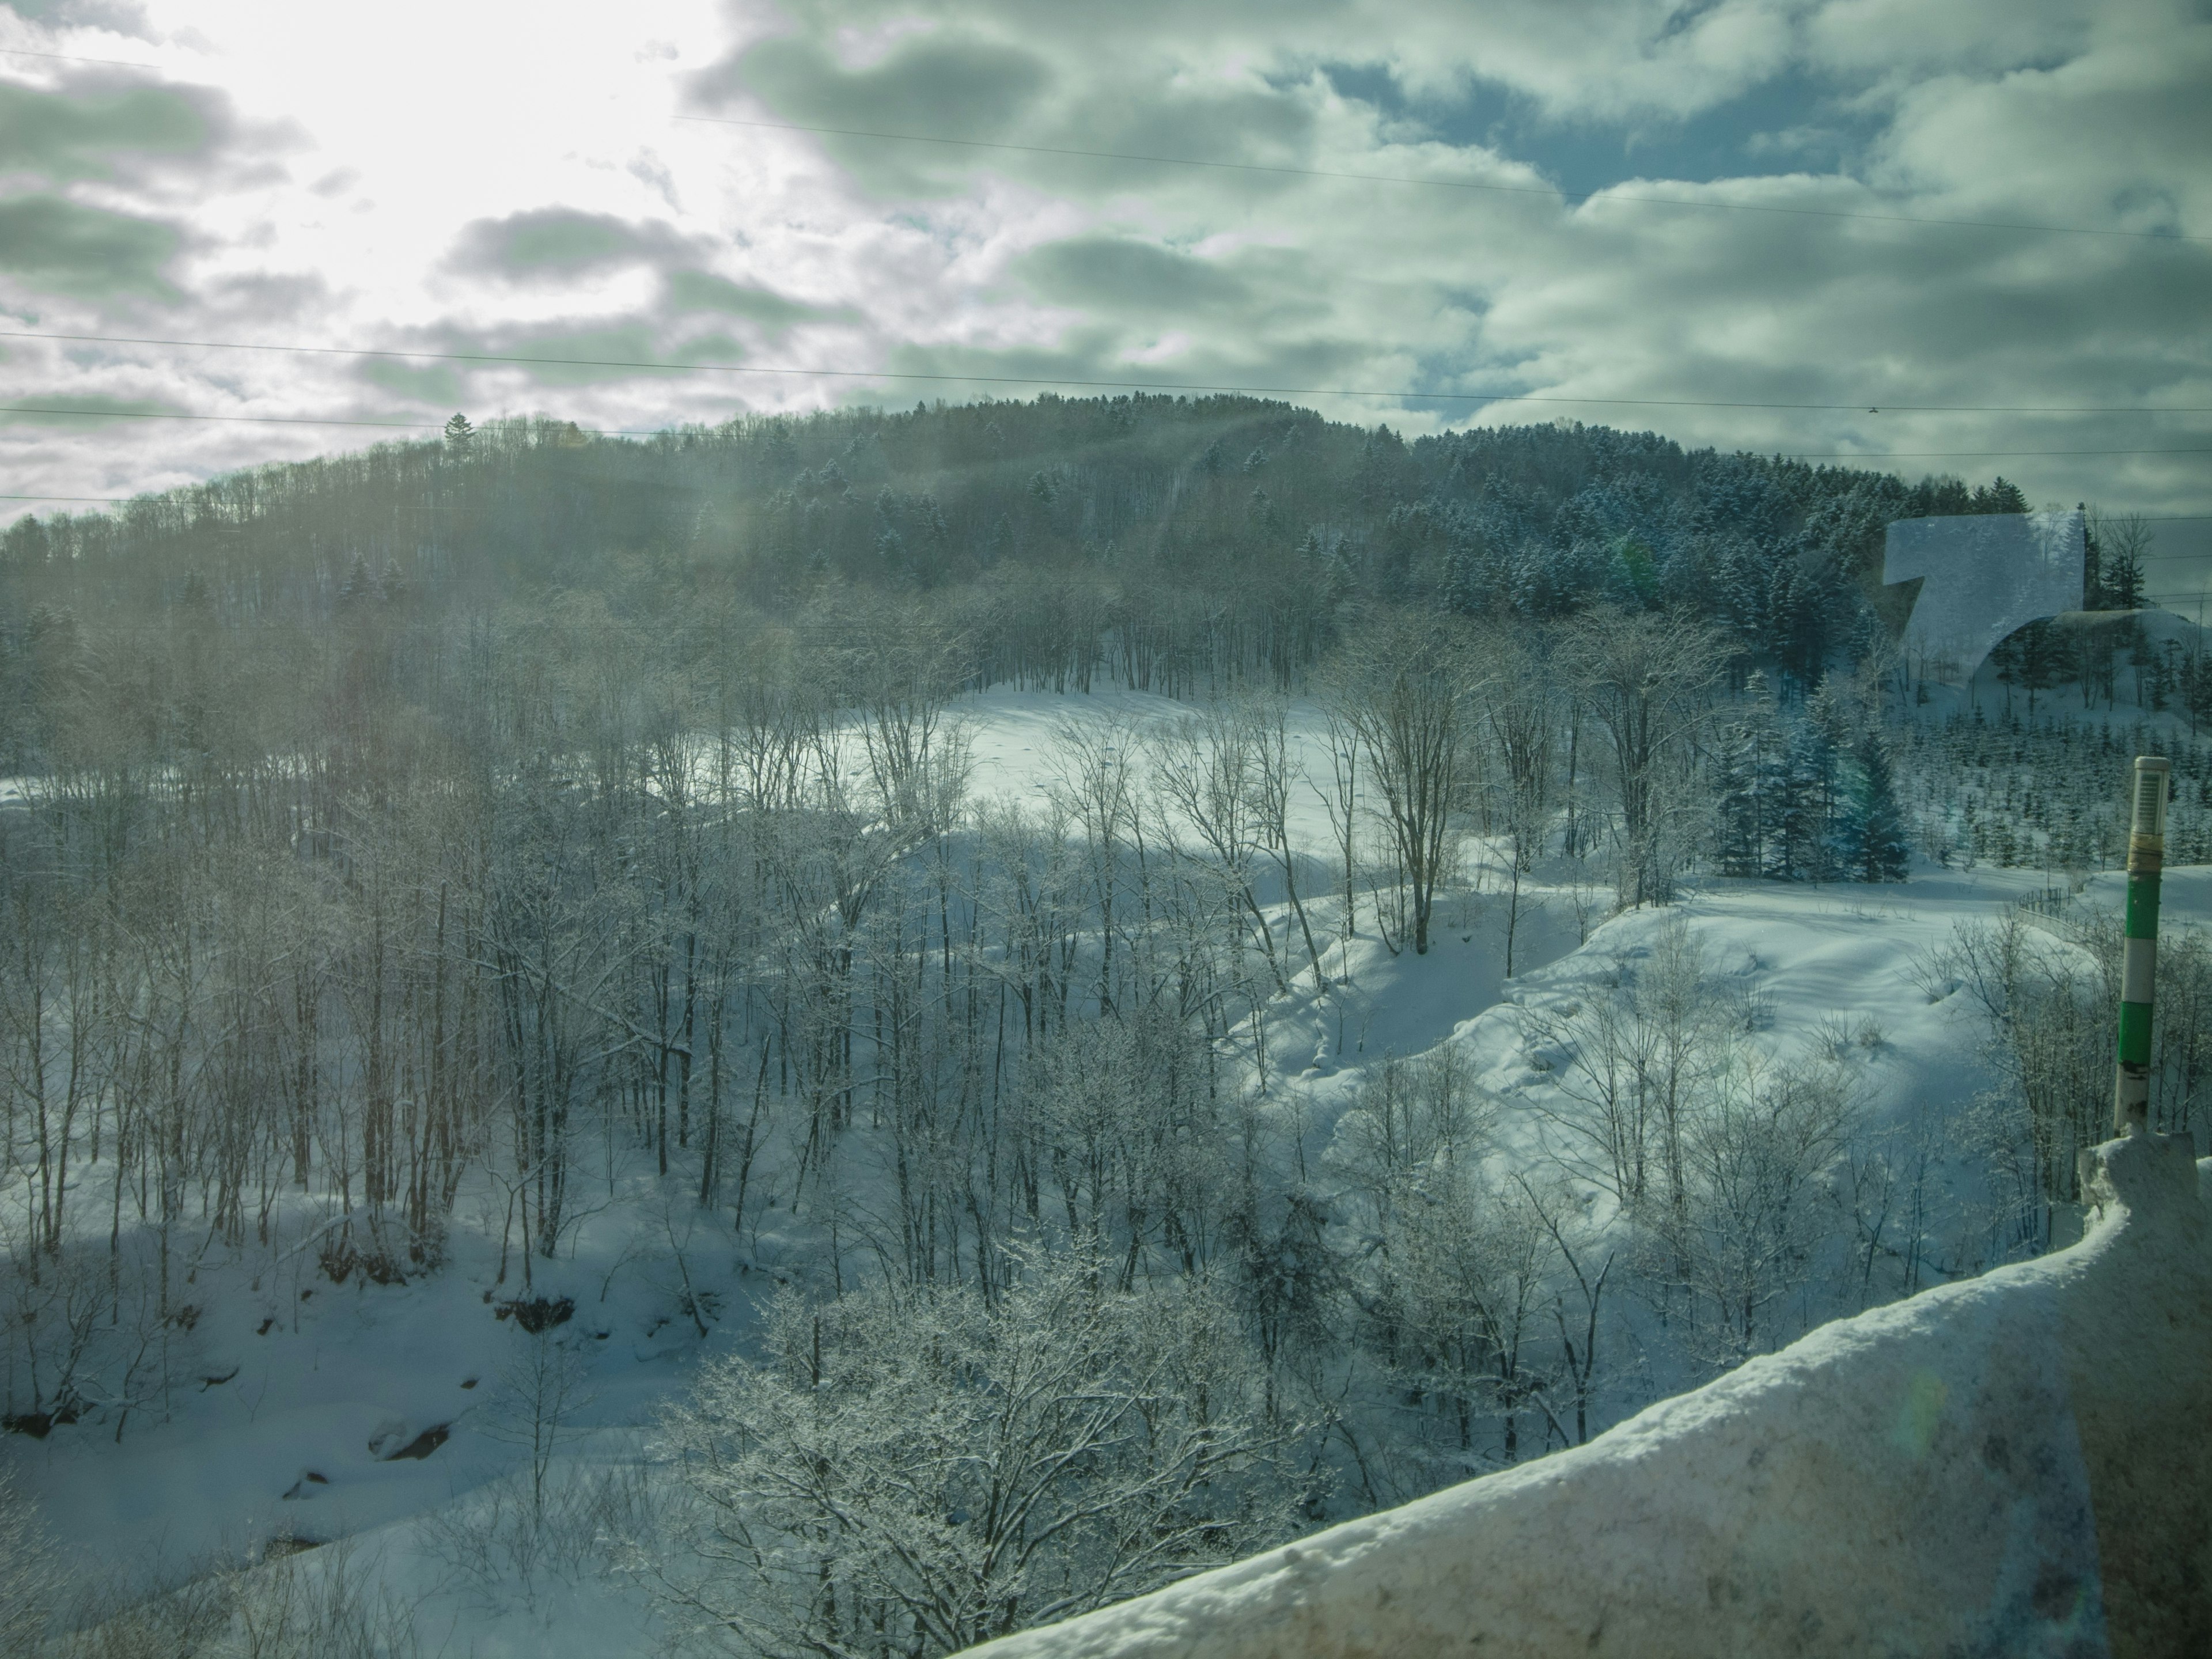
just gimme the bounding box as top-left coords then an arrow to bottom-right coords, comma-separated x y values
651,1250 -> 1293,1658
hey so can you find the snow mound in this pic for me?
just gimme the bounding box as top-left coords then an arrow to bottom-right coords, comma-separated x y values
960,1132 -> 2212,1659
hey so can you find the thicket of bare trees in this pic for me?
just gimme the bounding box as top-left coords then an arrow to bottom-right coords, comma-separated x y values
1925,907 -> 2212,1253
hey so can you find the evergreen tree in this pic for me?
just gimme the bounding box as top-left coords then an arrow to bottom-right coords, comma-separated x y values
1837,732 -> 1910,882
1772,683 -> 1850,882
1715,671 -> 1780,878
2104,544 -> 2146,609
1968,476 -> 2029,513
1774,718 -> 1838,880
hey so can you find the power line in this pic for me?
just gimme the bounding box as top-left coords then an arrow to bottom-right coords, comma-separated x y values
676,113 -> 2212,248
0,46 -> 168,71
6,330 -> 2210,415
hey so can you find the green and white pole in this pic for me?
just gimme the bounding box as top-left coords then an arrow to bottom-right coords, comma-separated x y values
2113,755 -> 2169,1135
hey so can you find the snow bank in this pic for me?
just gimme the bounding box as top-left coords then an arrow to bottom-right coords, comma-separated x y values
960,1131 -> 2212,1659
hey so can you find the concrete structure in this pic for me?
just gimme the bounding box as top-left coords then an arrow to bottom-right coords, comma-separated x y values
1885,509 -> 2085,685
960,1131 -> 2212,1659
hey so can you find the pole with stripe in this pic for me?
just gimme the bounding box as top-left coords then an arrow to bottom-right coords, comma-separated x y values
2113,755 -> 2169,1134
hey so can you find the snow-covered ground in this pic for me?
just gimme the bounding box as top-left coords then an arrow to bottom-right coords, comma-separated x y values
4,686 -> 2202,1655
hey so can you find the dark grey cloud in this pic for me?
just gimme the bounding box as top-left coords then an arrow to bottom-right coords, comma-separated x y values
711,29 -> 1049,135
690,19 -> 1323,202
449,208 -> 698,279
1017,237 -> 1253,317
1,0 -> 151,31
356,358 -> 463,408
0,79 -> 214,181
663,269 -> 851,331
691,29 -> 1051,196
0,194 -> 179,298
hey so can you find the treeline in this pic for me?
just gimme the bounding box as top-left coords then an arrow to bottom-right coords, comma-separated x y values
0,396 -> 2044,744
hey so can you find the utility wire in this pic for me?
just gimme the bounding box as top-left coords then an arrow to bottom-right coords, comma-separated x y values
0,46 -> 168,70
5,331 -> 2210,415
676,113 -> 2212,248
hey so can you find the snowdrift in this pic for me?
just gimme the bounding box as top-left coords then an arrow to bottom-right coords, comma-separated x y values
960,1130 -> 2211,1659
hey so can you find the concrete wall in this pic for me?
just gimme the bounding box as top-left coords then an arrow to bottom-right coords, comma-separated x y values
960,1132 -> 2212,1659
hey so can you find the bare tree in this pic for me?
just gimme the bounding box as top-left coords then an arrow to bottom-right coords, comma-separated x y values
1522,915 -> 1729,1218
1147,702 -> 1283,993
1323,613 -> 1479,955
651,1251 -> 1291,1658
1240,694 -> 1330,992
1368,1166 -> 1556,1474
1310,700 -> 1363,948
1555,607 -> 1728,908
1639,1053 -> 1857,1370
1471,620 -> 1558,976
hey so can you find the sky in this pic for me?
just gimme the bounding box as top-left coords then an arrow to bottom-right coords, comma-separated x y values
2,0 -> 2208,601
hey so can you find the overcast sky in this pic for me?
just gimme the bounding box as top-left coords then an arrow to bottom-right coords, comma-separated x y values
3,0 -> 2207,600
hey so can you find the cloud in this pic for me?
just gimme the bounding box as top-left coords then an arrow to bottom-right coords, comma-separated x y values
1016,237 -> 1254,318
0,194 -> 179,298
727,26 -> 1049,131
663,268 -> 849,331
356,358 -> 462,407
450,208 -> 696,279
2,0 -> 152,31
0,79 -> 213,181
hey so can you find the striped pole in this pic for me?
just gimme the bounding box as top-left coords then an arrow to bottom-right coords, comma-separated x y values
2113,755 -> 2169,1134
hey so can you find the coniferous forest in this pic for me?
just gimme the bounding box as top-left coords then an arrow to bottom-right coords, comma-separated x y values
2,396 -> 2207,1656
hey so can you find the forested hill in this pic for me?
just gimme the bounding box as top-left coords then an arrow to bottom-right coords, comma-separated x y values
3,396 -> 2034,743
